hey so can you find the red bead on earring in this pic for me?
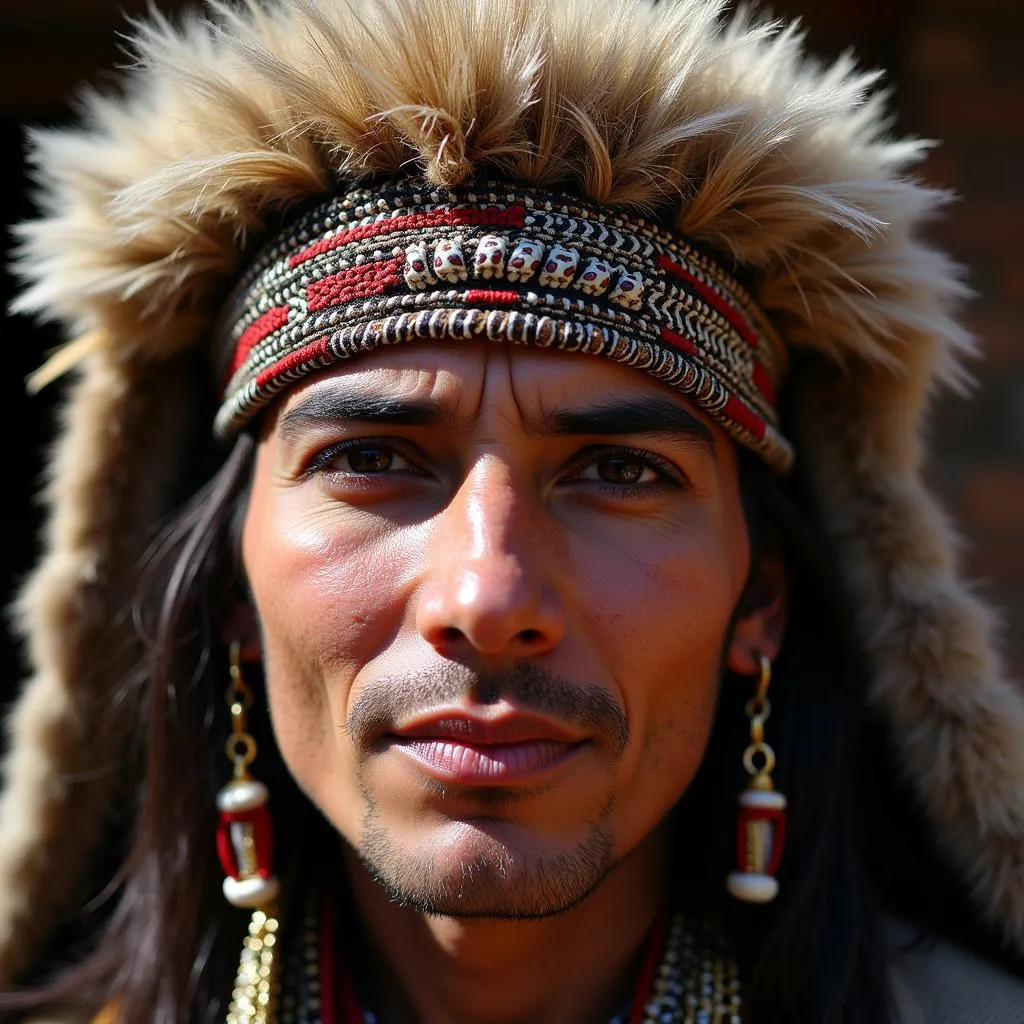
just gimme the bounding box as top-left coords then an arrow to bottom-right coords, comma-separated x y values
726,653 -> 787,903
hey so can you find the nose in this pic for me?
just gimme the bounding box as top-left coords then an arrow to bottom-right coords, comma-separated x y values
415,459 -> 567,658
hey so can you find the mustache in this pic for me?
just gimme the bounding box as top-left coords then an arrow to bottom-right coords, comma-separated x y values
346,661 -> 630,757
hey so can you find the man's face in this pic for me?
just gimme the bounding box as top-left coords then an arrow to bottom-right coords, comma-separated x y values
242,342 -> 763,918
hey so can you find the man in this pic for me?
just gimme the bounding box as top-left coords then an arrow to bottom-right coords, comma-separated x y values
2,1 -> 1024,1022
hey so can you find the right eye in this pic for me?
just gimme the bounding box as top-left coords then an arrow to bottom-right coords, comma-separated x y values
307,438 -> 422,479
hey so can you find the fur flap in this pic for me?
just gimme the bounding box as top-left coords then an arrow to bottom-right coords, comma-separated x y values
4,0 -> 1022,984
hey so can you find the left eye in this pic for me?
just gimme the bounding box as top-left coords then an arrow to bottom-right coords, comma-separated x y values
568,450 -> 669,488
586,455 -> 658,485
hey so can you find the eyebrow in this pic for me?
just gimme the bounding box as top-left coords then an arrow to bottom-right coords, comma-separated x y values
278,392 -> 459,442
278,388 -> 716,456
535,396 -> 717,455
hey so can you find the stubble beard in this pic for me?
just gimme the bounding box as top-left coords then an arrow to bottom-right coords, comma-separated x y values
343,663 -> 628,918
354,790 -> 617,919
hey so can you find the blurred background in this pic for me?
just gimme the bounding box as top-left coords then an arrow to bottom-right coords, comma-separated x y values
1,0 -> 1022,702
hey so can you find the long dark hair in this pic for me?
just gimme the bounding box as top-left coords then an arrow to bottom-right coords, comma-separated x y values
1,414 -> 1013,1023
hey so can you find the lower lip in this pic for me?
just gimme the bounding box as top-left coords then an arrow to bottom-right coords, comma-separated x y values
390,738 -> 582,784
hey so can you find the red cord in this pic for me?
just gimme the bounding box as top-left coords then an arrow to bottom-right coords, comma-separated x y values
318,874 -> 368,1023
626,910 -> 670,1024
318,883 -> 338,1024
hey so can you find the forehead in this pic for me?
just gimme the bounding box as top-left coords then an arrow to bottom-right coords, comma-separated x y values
267,341 -> 731,446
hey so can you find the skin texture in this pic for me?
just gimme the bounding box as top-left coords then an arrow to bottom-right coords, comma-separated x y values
240,341 -> 786,1024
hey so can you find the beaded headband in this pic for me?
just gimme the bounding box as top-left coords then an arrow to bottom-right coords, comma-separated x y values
217,180 -> 793,471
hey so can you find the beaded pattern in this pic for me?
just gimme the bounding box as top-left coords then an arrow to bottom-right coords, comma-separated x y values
648,916 -> 743,1024
216,181 -> 792,471
257,890 -> 743,1024
277,895 -> 321,1024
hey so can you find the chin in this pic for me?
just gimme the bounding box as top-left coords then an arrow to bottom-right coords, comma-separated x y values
356,814 -> 616,919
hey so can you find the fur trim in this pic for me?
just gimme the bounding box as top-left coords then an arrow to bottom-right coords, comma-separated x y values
0,353 -> 197,983
3,0 -> 1022,983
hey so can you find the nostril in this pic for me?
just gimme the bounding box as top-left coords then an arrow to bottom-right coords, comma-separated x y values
439,627 -> 463,644
519,628 -> 542,645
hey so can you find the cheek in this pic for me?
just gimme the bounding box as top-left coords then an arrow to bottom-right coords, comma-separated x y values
244,488 -> 420,671
241,492 -> 417,820
578,527 -> 740,694
571,527 -> 741,841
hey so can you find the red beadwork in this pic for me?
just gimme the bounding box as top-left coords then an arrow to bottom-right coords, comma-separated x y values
255,336 -> 332,389
217,183 -> 793,472
216,804 -> 274,881
752,360 -> 777,405
658,253 -> 760,350
290,205 -> 528,267
721,393 -> 767,440
734,802 -> 787,876
659,324 -> 699,357
306,256 -> 404,311
464,289 -> 519,305
661,325 -> 772,432
231,305 -> 290,377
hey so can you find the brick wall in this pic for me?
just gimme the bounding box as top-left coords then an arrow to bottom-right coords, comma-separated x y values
911,0 -> 1024,682
779,0 -> 1024,681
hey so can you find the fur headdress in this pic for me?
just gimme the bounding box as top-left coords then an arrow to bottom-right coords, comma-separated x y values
4,0 -> 1024,988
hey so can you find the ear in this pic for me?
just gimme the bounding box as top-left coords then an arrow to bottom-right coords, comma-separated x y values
221,598 -> 263,662
725,550 -> 788,677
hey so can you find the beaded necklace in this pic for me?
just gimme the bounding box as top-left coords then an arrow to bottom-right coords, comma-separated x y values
228,890 -> 743,1024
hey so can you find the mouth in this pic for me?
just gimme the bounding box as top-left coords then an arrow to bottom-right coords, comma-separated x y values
384,709 -> 588,785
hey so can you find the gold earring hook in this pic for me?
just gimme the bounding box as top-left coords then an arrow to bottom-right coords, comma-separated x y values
743,652 -> 775,785
225,640 -> 257,778
756,651 -> 771,702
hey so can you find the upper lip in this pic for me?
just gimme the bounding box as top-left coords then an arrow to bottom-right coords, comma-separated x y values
389,707 -> 585,746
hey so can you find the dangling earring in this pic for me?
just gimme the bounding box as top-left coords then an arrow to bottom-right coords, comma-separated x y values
216,641 -> 280,909
726,652 -> 787,903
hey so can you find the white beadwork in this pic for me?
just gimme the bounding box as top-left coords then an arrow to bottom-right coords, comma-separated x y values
223,874 -> 282,908
216,779 -> 270,813
403,241 -> 435,290
725,871 -> 779,903
738,788 -> 787,810
432,238 -> 468,282
506,239 -> 543,282
220,183 -> 791,471
609,269 -> 644,309
538,243 -> 579,288
578,256 -> 614,295
474,234 -> 507,278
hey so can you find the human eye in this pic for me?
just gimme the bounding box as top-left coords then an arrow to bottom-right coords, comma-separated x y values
561,445 -> 686,499
305,437 -> 424,480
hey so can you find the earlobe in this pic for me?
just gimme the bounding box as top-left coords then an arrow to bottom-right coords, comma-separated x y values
725,553 -> 788,677
221,599 -> 263,662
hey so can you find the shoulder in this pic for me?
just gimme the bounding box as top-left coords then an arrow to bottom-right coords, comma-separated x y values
885,918 -> 1024,1024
